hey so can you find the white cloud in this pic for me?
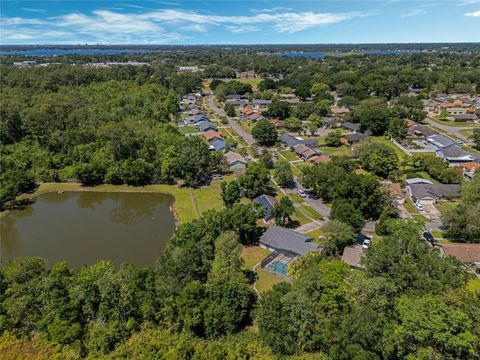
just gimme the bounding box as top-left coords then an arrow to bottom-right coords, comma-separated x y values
465,10 -> 480,16
226,25 -> 259,34
401,8 -> 427,17
0,8 -> 362,44
459,0 -> 480,5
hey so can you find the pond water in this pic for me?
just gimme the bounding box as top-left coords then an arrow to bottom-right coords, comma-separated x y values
1,192 -> 176,268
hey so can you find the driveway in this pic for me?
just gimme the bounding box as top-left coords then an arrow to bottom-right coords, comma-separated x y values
423,204 -> 441,221
205,96 -> 256,146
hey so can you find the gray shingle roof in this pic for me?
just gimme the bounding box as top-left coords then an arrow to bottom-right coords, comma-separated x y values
427,134 -> 459,149
198,121 -> 217,132
342,122 -> 361,132
260,226 -> 321,256
280,134 -> 318,148
409,184 -> 461,200
343,133 -> 368,143
438,145 -> 480,161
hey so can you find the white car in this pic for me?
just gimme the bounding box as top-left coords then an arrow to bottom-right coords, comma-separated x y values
298,189 -> 307,198
415,202 -> 424,211
362,238 -> 371,250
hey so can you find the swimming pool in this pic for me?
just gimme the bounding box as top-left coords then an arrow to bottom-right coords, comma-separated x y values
272,261 -> 288,276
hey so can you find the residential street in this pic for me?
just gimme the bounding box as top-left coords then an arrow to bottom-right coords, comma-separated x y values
424,118 -> 475,143
205,95 -> 256,146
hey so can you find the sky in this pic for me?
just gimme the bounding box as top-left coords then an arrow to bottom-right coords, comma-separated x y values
0,1 -> 479,45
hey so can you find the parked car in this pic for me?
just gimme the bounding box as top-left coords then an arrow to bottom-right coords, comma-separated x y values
212,173 -> 223,180
422,231 -> 437,245
362,238 -> 371,250
415,202 -> 424,211
298,189 -> 307,198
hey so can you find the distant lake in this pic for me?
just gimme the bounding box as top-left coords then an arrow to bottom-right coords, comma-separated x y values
1,192 -> 176,267
0,49 -> 156,56
273,50 -> 421,58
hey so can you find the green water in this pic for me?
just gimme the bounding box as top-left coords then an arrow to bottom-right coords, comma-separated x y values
1,192 -> 176,267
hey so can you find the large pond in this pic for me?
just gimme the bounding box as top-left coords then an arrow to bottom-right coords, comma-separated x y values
1,192 -> 176,268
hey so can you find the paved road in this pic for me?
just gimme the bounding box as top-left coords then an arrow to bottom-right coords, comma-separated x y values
206,96 -> 256,146
425,118 -> 475,143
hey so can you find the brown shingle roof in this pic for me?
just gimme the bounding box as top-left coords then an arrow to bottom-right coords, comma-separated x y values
204,130 -> 223,142
442,244 -> 480,263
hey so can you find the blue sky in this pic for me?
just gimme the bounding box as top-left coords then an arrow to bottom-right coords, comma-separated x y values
1,1 -> 479,44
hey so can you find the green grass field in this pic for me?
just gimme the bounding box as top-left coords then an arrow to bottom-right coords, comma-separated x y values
318,145 -> 353,157
193,179 -> 226,215
279,150 -> 299,161
467,278 -> 480,293
430,117 -> 480,128
435,201 -> 459,216
297,205 -> 323,220
291,207 -> 312,225
241,246 -> 283,293
233,78 -> 262,91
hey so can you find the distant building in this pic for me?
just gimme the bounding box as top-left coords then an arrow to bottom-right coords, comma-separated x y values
280,133 -> 318,148
436,145 -> 480,166
13,60 -> 37,67
177,66 -> 199,72
210,139 -> 226,151
426,134 -> 461,149
252,99 -> 272,109
204,130 -> 223,143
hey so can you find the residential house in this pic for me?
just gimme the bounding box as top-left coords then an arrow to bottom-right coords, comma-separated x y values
437,102 -> 471,116
225,99 -> 247,107
384,182 -> 405,204
426,134 -> 461,149
441,243 -> 480,274
188,103 -> 201,110
436,145 -> 480,166
280,133 -> 318,148
246,113 -> 266,121
341,246 -> 365,268
412,124 -> 437,138
181,95 -> 197,104
322,117 -> 340,128
224,151 -> 247,169
236,70 -> 255,78
204,130 -> 223,143
252,99 -> 272,109
240,107 -> 254,117
407,184 -> 461,205
452,114 -> 478,122
189,108 -> 202,116
197,121 -> 218,132
225,94 -> 242,100
254,194 -> 278,221
270,119 -> 283,128
259,226 -> 321,256
293,143 -> 319,161
405,178 -> 433,186
210,139 -> 226,151
331,106 -> 350,116
341,133 -> 369,146
342,122 -> 361,133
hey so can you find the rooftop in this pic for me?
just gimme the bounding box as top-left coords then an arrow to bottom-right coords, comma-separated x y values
260,226 -> 321,256
442,243 -> 480,263
409,184 -> 461,200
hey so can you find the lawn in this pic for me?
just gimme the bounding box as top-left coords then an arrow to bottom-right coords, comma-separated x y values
193,179 -> 226,215
297,205 -> 323,221
405,171 -> 438,184
467,278 -> 480,293
306,227 -> 325,241
279,150 -> 298,161
318,145 -> 353,156
435,201 -> 459,216
232,78 -> 262,91
241,246 -> 283,293
178,126 -> 198,134
430,117 -> 480,127
291,208 -> 312,225
289,193 -> 305,204
404,198 -> 428,223
459,129 -> 474,138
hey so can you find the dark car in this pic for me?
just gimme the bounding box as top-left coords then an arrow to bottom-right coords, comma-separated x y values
422,231 -> 437,245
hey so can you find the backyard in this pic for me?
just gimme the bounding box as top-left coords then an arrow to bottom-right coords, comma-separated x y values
241,246 -> 284,293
